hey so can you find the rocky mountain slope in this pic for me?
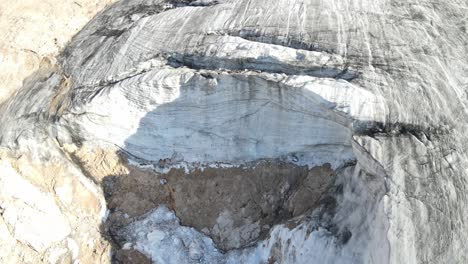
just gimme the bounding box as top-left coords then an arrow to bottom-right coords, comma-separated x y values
1,0 -> 468,263
0,0 -> 117,103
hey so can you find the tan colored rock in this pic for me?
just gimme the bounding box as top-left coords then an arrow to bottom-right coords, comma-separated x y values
0,147 -> 111,264
55,142 -> 336,254
102,159 -> 336,251
0,159 -> 71,252
0,0 -> 117,103
63,143 -> 129,183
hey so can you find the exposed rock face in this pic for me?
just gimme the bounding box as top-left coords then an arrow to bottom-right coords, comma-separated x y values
103,160 -> 335,250
1,0 -> 468,263
0,148 -> 110,264
0,0 -> 118,103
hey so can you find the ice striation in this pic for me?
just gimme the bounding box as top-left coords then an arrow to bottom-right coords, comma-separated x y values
0,0 -> 468,263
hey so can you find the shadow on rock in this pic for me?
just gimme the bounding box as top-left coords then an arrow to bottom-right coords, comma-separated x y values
99,155 -> 337,263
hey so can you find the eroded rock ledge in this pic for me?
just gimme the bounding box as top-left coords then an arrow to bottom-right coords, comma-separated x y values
103,159 -> 335,251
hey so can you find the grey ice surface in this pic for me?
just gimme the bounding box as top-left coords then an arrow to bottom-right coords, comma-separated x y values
1,0 -> 468,263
